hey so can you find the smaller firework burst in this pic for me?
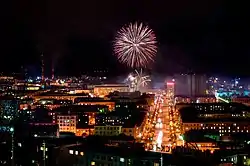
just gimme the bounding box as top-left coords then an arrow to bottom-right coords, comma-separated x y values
126,69 -> 151,92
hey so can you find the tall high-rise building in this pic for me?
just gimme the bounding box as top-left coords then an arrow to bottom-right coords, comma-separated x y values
166,82 -> 175,98
0,97 -> 19,122
175,74 -> 207,97
166,81 -> 175,107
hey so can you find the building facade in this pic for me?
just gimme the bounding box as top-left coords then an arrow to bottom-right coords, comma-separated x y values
57,115 -> 77,133
94,125 -> 122,136
175,74 -> 207,97
182,121 -> 250,136
93,84 -> 129,97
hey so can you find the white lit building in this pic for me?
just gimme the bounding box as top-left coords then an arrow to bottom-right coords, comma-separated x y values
93,84 -> 129,97
57,115 -> 77,133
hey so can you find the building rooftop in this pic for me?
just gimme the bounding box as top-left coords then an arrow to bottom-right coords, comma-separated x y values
35,99 -> 73,105
67,141 -> 207,165
0,95 -> 19,100
20,98 -> 34,102
123,115 -> 145,128
74,97 -> 112,103
177,102 -> 249,107
94,84 -> 128,88
68,141 -> 159,159
175,95 -> 216,98
90,134 -> 135,141
38,92 -> 89,96
182,118 -> 250,123
54,105 -> 108,113
180,106 -> 250,123
179,103 -> 250,114
4,90 -> 37,94
97,108 -> 146,127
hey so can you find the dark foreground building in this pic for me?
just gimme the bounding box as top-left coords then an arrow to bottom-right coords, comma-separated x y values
57,143 -> 210,166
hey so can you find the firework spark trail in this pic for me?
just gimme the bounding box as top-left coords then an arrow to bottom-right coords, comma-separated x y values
114,22 -> 157,68
126,69 -> 151,91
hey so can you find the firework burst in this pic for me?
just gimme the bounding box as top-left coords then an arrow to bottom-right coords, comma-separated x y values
114,22 -> 157,68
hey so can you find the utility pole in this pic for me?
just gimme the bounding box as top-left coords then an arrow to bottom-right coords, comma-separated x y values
42,140 -> 46,166
10,127 -> 14,166
160,153 -> 163,166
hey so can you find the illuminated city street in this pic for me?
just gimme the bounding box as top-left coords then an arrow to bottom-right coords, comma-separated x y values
153,101 -> 172,152
142,82 -> 184,153
140,95 -> 161,145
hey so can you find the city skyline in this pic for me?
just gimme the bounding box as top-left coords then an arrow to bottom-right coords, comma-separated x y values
1,1 -> 250,165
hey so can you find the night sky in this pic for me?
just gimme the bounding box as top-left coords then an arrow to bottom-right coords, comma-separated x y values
0,1 -> 249,76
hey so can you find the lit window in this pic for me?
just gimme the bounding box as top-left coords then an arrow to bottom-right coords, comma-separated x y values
80,152 -> 84,156
91,161 -> 95,165
75,151 -> 78,155
120,158 -> 125,162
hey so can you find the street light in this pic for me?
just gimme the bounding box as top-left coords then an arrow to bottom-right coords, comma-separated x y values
9,127 -> 14,166
179,135 -> 185,146
41,140 -> 47,166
